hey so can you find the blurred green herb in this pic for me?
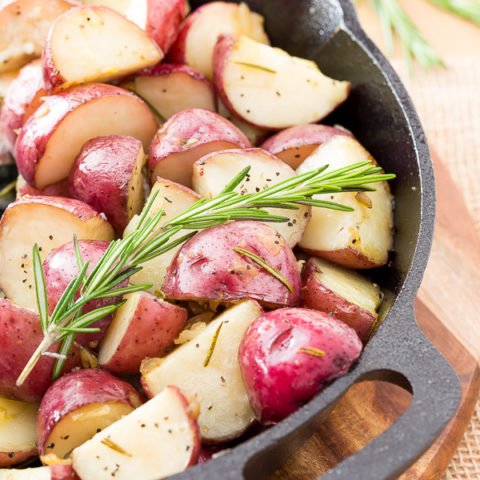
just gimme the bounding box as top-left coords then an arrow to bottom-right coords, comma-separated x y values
429,0 -> 480,26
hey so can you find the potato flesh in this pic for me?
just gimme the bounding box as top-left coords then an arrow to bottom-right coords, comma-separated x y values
122,74 -> 216,121
72,387 -> 197,480
44,401 -> 133,459
0,398 -> 37,453
141,299 -> 261,442
297,136 -> 393,265
0,0 -> 73,74
311,257 -> 381,314
219,36 -> 350,129
47,6 -> 161,88
124,179 -> 199,293
192,149 -> 310,247
36,94 -> 157,188
0,203 -> 114,312
184,2 -> 268,80
0,467 -> 51,480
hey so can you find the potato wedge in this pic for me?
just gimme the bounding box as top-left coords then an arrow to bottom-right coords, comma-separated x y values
192,148 -> 311,247
72,385 -> 200,480
141,299 -> 262,443
213,34 -> 350,129
297,135 -> 394,268
42,5 -> 163,92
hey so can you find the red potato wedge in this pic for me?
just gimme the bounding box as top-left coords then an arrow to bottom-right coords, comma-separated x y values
0,0 -> 76,74
69,135 -> 146,234
0,398 -> 37,467
37,369 -> 143,459
302,257 -> 383,341
148,108 -> 251,187
72,385 -> 200,480
261,124 -> 353,170
217,98 -> 268,146
0,60 -> 44,153
43,240 -> 124,349
168,1 -> 269,80
98,292 -> 187,374
192,148 -> 311,247
213,34 -> 351,130
123,178 -> 200,292
0,196 -> 115,313
141,299 -> 262,443
297,135 -> 394,268
42,5 -> 163,92
15,83 -> 157,189
120,64 -> 216,121
239,308 -> 362,424
0,299 -> 81,403
16,175 -> 70,199
163,221 -> 302,307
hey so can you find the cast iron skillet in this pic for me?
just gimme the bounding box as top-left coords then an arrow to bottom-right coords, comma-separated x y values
172,0 -> 460,479
0,1 -> 461,479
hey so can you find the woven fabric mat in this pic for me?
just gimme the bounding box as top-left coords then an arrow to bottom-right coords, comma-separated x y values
390,56 -> 480,479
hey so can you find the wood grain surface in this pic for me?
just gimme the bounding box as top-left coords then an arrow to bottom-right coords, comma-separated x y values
270,151 -> 480,479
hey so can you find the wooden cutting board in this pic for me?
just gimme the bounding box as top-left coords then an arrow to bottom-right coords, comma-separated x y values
270,150 -> 480,479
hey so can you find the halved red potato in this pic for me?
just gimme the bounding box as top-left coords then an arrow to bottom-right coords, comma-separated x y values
15,83 -> 157,189
43,240 -> 122,349
69,135 -> 146,234
16,175 -> 71,199
0,299 -> 81,403
0,196 -> 115,313
148,108 -> 251,187
120,64 -> 216,121
0,465 -> 78,480
42,5 -> 163,92
98,292 -> 187,374
213,34 -> 351,130
239,308 -> 363,424
297,135 -> 394,268
0,398 -> 37,467
72,385 -> 199,479
141,299 -> 262,443
0,0 -> 76,74
163,221 -> 302,307
0,60 -> 44,153
192,148 -> 311,247
217,99 -> 268,146
123,178 -> 200,292
261,124 -> 353,169
302,257 -> 383,341
37,369 -> 143,459
168,1 -> 269,80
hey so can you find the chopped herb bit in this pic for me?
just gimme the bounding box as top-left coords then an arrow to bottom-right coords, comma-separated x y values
234,61 -> 277,73
297,346 -> 325,358
101,438 -> 132,457
204,321 -> 224,367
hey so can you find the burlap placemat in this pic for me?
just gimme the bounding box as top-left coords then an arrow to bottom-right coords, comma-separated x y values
390,56 -> 480,479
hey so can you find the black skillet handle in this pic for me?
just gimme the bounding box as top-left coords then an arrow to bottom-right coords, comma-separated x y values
317,304 -> 461,480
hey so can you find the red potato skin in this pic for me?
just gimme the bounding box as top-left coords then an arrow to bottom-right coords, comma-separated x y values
100,296 -> 187,374
239,308 -> 362,424
261,124 -> 353,169
0,60 -> 44,153
17,178 -> 70,198
302,258 -> 376,341
301,245 -> 383,269
146,0 -> 188,54
51,465 -> 81,480
43,240 -> 123,348
148,108 -> 251,183
14,83 -> 150,187
166,4 -> 201,64
163,221 -> 302,307
37,369 -> 144,456
0,298 -> 81,403
0,448 -> 37,468
69,135 -> 144,234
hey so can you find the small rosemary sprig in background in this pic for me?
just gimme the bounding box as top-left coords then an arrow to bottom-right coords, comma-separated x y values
16,161 -> 395,385
428,0 -> 480,26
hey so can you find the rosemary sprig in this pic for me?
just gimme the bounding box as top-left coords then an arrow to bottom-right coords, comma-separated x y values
233,247 -> 293,293
0,180 -> 16,198
16,161 -> 395,385
429,0 -> 480,25
368,0 -> 445,72
204,322 -> 224,367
